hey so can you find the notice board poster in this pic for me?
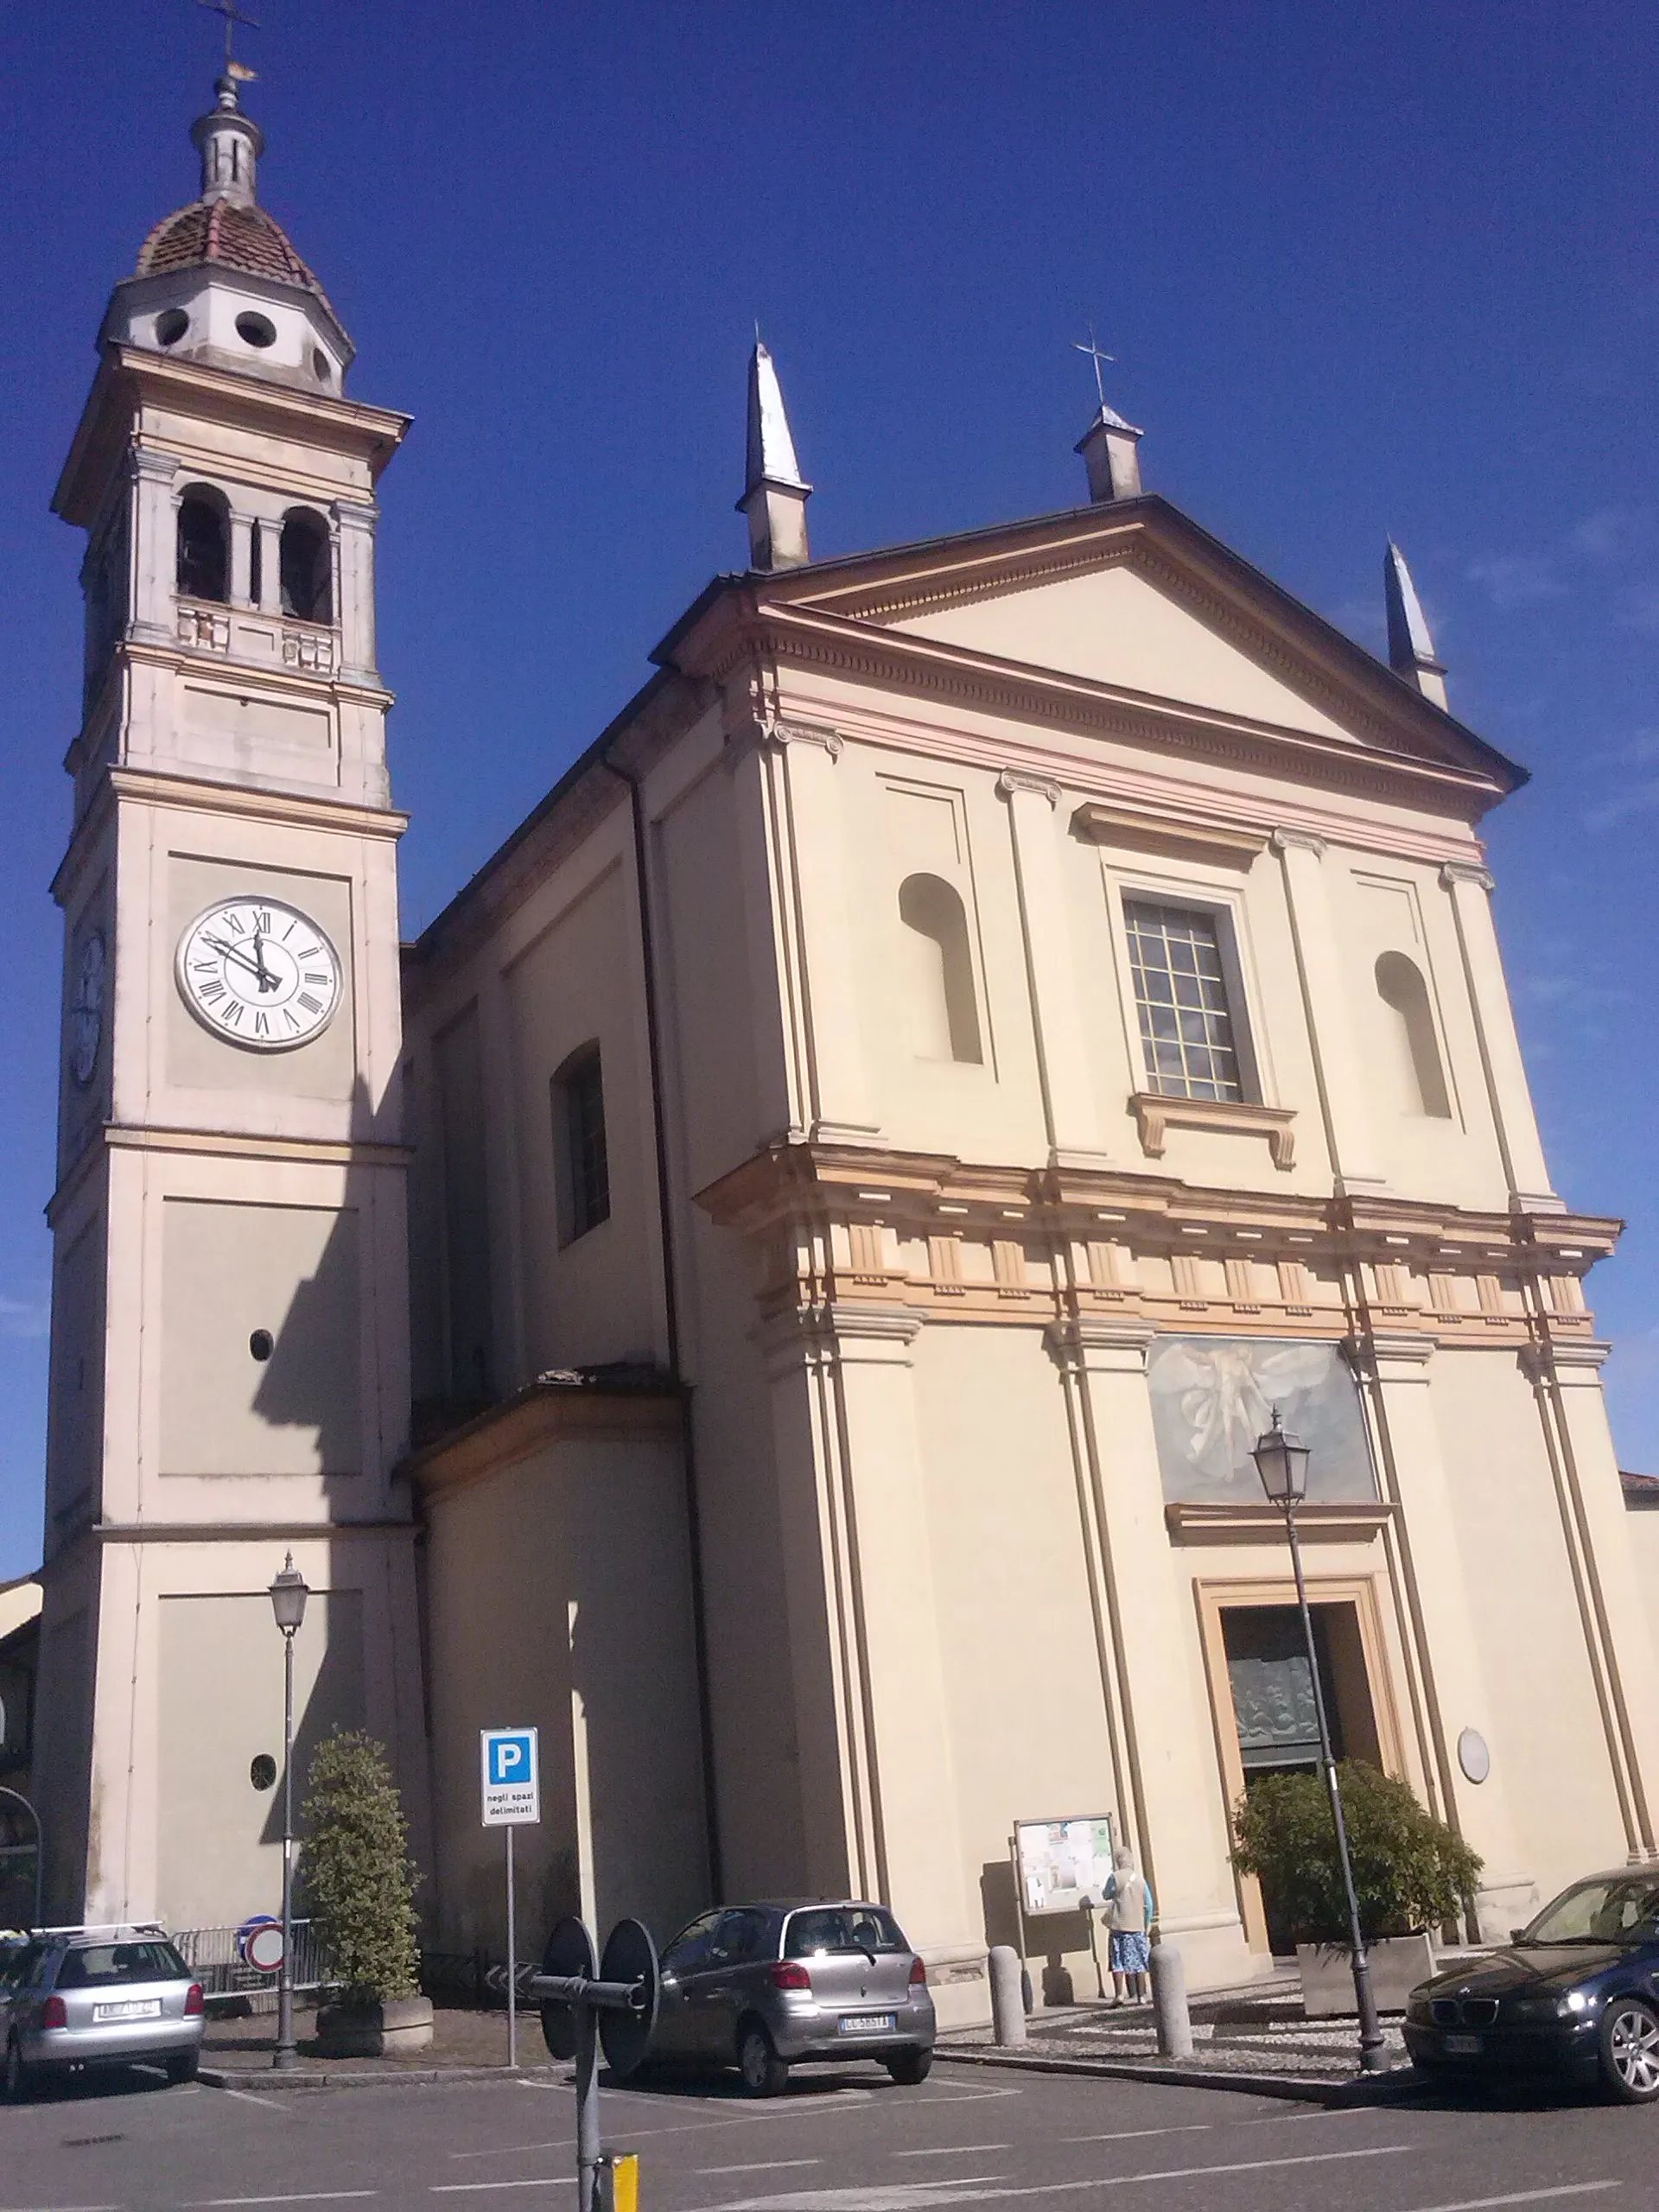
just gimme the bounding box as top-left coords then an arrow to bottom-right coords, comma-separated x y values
1014,1815 -> 1116,1916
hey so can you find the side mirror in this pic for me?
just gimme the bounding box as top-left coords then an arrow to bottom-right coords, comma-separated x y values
1510,1929 -> 1528,1946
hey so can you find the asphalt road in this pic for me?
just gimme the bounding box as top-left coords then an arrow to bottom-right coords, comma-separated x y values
0,2056 -> 1654,2212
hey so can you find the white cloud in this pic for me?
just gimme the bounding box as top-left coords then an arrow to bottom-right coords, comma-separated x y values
1465,555 -> 1567,610
0,1294 -> 47,1342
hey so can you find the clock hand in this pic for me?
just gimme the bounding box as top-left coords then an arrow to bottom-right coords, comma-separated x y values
203,933 -> 271,986
250,926 -> 277,992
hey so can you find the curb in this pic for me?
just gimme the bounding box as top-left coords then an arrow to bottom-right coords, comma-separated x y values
200,2061 -> 558,2093
933,2044 -> 1426,2108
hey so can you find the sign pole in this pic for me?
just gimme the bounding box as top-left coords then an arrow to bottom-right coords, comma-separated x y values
506,1822 -> 518,2069
480,1727 -> 541,2074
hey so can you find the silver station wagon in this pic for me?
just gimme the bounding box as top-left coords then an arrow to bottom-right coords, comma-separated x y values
650,1899 -> 936,2095
1,1925 -> 205,2097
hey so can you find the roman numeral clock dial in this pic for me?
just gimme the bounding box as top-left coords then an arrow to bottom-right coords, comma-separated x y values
176,897 -> 343,1050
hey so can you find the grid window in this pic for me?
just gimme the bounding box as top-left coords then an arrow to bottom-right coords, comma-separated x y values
554,1046 -> 610,1243
1123,899 -> 1245,1101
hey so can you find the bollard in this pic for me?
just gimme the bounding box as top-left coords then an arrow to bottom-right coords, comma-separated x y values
1149,1940 -> 1192,2058
988,1944 -> 1027,2046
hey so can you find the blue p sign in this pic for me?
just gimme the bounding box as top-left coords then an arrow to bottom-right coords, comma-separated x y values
488,1732 -> 533,1786
481,1727 -> 540,1825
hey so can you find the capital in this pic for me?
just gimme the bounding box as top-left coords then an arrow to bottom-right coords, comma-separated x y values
757,715 -> 843,761
1269,826 -> 1326,859
1440,860 -> 1496,893
996,769 -> 1062,807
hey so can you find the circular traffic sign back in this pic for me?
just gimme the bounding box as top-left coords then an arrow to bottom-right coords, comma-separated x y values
245,1922 -> 285,1974
598,1917 -> 659,2082
538,1915 -> 597,2062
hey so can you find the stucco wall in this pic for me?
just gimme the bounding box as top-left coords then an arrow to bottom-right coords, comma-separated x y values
421,1414 -> 709,1956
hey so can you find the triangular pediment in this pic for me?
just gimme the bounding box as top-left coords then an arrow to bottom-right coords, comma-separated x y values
730,498 -> 1522,794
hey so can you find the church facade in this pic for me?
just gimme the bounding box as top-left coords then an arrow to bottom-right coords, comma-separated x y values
32,79 -> 1659,2009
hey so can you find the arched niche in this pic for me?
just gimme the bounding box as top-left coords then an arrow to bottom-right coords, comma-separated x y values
897,873 -> 982,1065
280,508 -> 333,624
176,485 -> 229,603
1375,950 -> 1451,1118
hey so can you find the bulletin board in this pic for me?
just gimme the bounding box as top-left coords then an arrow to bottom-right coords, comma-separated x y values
1013,1815 -> 1116,1916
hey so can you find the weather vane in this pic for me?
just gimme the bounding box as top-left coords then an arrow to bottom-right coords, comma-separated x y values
1072,323 -> 1116,409
198,0 -> 262,77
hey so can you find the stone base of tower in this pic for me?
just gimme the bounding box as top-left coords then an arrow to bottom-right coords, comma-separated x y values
33,1527 -> 429,1932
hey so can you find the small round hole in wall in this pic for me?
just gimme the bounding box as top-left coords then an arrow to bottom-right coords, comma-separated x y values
250,1328 -> 275,1363
250,1753 -> 277,1792
235,310 -> 277,349
312,347 -> 331,382
156,308 -> 189,346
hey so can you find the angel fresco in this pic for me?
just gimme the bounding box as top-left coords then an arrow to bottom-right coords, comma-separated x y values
1145,1336 -> 1377,1503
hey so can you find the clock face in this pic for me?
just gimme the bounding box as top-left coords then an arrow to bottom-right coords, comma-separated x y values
176,897 -> 343,1052
70,931 -> 106,1086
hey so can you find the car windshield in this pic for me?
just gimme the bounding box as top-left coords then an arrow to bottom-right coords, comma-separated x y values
785,1906 -> 906,1959
1522,1877 -> 1659,1947
55,1941 -> 188,1989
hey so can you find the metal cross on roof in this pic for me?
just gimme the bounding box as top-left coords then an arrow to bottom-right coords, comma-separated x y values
199,0 -> 262,71
1072,324 -> 1116,409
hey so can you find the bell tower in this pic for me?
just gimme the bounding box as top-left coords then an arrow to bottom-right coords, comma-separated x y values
34,72 -> 429,1926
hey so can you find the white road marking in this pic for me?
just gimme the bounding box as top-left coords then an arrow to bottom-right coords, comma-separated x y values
431,2183 -> 579,2196
893,2150 -> 1012,2159
1399,2190 -> 1620,2212
700,2164 -> 826,2177
191,2197 -> 379,2208
213,2086 -> 297,2113
1057,2131 -> 1208,2148
698,2142 -> 1410,2212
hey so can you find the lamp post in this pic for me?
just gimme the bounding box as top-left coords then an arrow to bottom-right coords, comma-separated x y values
1250,1410 -> 1387,2074
268,1552 -> 308,2071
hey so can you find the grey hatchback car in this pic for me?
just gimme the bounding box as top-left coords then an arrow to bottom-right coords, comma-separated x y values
651,1900 -> 935,2094
1,1925 -> 205,2096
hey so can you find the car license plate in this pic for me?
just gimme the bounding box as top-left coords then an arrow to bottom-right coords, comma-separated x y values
92,1999 -> 162,2023
1444,2032 -> 1482,2056
839,2012 -> 896,2035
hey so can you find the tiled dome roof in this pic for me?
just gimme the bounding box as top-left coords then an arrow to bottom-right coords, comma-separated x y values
136,196 -> 338,319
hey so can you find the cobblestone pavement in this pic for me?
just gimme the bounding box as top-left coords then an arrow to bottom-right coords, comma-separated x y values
943,1987 -> 1410,2081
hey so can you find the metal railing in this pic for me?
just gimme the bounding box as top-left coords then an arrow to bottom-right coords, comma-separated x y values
173,1922 -> 334,2002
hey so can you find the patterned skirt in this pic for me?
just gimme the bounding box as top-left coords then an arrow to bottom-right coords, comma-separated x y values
1109,1930 -> 1151,1974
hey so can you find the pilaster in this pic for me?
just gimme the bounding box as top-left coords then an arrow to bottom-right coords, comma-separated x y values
127,448 -> 179,645
1441,863 -> 1560,1212
1347,1330 -> 1533,1936
754,717 -> 883,1146
1272,829 -> 1384,1193
333,497 -> 380,687
1522,1337 -> 1659,1857
1046,1316 -> 1248,1973
998,772 -> 1109,1169
760,1303 -> 970,1944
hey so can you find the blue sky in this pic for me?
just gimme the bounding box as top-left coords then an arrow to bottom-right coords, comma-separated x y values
0,2 -> 1654,1577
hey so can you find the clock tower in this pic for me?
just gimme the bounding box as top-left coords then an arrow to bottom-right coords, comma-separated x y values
35,72 -> 429,1925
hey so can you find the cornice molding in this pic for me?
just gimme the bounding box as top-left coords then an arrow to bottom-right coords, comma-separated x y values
1074,799 -> 1268,867
1164,1500 -> 1393,1546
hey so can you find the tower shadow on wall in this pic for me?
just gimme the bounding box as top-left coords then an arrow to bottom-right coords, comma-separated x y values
243,1076 -> 385,1846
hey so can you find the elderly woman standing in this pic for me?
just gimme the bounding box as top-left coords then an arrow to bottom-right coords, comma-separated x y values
1103,1845 -> 1155,2006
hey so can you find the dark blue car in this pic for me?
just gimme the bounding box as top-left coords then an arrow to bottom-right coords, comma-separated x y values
1404,1868 -> 1659,2102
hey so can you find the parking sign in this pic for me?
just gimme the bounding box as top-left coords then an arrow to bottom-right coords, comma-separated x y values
480,1726 -> 541,1826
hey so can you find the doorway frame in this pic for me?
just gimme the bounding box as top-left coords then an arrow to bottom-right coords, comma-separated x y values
1193,1573 -> 1408,1955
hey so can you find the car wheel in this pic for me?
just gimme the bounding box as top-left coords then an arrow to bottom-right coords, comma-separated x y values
1600,1998 -> 1659,2103
165,2052 -> 200,2086
884,2047 -> 932,2086
737,2024 -> 789,2097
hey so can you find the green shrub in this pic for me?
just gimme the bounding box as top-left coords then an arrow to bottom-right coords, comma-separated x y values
1230,1763 -> 1482,1947
299,1729 -> 421,2004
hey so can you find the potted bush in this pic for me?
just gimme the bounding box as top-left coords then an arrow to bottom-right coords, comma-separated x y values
1230,1763 -> 1483,2017
300,1729 -> 433,2056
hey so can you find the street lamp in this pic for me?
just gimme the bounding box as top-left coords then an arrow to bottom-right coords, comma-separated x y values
1250,1409 -> 1387,2074
268,1552 -> 308,2071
